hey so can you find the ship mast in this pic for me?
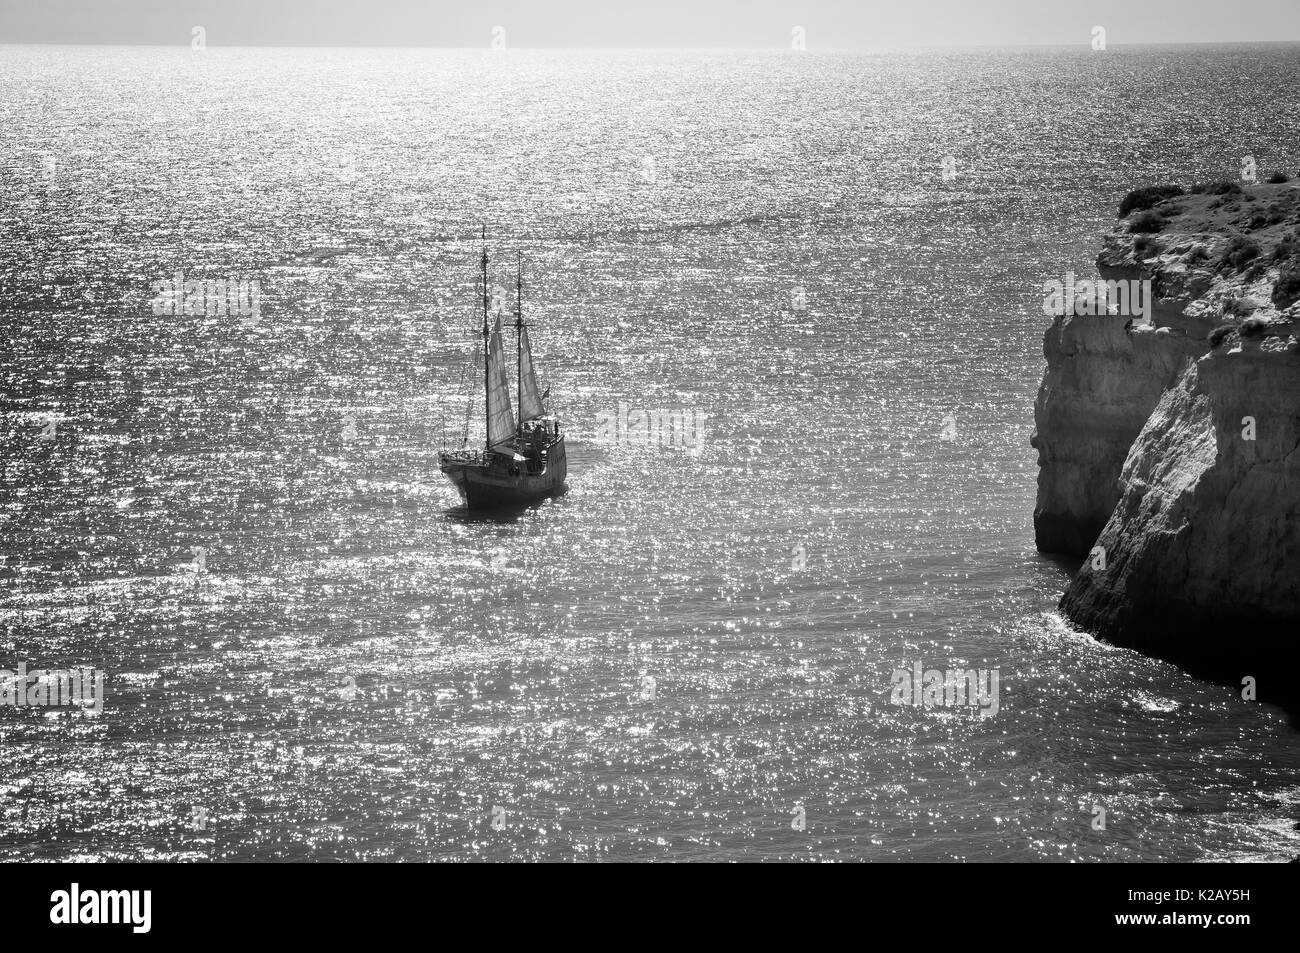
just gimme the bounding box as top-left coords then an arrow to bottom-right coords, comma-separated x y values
516,253 -> 523,420
481,226 -> 489,449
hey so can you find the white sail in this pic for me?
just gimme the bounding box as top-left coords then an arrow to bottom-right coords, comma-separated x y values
517,325 -> 546,422
486,314 -> 516,449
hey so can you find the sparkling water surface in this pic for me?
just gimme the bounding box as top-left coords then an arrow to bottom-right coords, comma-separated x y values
1,43 -> 1298,861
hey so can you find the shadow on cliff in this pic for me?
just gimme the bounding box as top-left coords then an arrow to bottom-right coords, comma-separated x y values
1036,551 -> 1085,576
1061,602 -> 1300,727
1034,558 -> 1300,724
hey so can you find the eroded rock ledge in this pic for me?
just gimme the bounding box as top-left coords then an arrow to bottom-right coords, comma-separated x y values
1032,179 -> 1300,706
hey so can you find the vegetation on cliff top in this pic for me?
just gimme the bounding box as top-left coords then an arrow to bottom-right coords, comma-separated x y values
1128,210 -> 1164,234
1118,184 -> 1184,217
1188,179 -> 1244,197
1218,236 -> 1260,272
1116,179 -> 1300,311
1207,323 -> 1236,348
1274,264 -> 1300,310
1239,316 -> 1271,338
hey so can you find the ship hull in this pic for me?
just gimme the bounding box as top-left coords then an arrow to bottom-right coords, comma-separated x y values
440,438 -> 567,509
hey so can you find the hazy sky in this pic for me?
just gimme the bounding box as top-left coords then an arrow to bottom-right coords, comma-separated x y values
2,0 -> 1298,48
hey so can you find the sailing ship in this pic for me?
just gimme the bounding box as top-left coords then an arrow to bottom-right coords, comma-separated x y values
438,235 -> 567,508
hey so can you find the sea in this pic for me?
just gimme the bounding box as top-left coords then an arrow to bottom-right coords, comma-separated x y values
1,43 -> 1298,861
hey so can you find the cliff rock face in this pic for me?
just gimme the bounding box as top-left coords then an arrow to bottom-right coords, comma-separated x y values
1033,180 -> 1300,702
1031,294 -> 1205,556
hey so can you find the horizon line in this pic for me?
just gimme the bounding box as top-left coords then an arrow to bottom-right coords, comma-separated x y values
4,39 -> 1300,50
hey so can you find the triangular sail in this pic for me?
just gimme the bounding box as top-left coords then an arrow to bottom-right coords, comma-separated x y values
517,326 -> 546,422
486,314 -> 516,449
